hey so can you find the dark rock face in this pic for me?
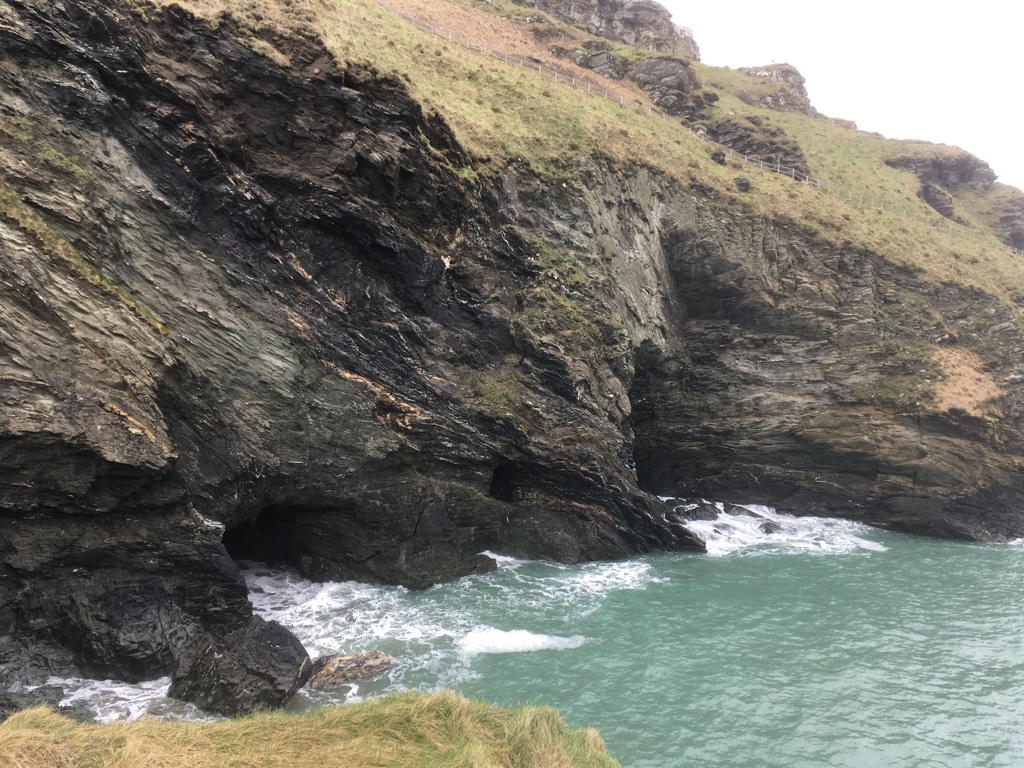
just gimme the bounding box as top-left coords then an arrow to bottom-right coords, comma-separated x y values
627,56 -> 699,115
1,508 -> 250,681
168,617 -> 312,716
0,636 -> 94,723
630,221 -> 1024,542
0,0 -> 701,696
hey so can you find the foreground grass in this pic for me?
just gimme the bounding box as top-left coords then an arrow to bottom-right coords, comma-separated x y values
0,690 -> 619,768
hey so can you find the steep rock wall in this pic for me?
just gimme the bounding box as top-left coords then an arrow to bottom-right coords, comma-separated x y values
2,0 -> 1024,700
0,0 -> 698,687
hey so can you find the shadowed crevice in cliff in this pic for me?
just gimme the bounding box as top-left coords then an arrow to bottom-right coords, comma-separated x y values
487,459 -> 703,561
221,491 -> 501,591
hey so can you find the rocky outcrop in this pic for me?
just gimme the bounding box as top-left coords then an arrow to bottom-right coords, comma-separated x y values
557,45 -> 705,117
886,151 -> 998,191
626,56 -> 700,115
168,617 -> 312,716
739,64 -> 816,115
886,151 -> 998,223
564,44 -> 629,80
309,650 -> 394,690
919,182 -> 961,222
696,116 -> 811,177
520,0 -> 699,59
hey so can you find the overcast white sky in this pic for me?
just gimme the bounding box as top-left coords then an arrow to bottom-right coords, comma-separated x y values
662,0 -> 1024,192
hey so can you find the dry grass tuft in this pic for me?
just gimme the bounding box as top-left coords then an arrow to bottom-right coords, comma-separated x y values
0,691 -> 619,768
931,347 -> 1003,416
379,0 -> 649,107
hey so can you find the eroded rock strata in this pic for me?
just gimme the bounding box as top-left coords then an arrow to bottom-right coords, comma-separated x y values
2,0 -> 1024,712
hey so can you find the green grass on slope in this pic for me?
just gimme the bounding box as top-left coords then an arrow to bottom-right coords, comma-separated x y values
145,0 -> 1024,305
696,63 -> 1024,303
0,691 -> 619,768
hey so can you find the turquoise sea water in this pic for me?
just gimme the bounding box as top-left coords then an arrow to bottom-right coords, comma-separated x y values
53,507 -> 1024,767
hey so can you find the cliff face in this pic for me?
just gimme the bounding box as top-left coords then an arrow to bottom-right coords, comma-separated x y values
3,0 -> 1024,710
0,0 -> 700,697
520,0 -> 700,60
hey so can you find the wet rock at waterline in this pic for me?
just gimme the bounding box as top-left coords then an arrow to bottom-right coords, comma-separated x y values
168,617 -> 312,716
309,651 -> 395,691
0,637 -> 97,723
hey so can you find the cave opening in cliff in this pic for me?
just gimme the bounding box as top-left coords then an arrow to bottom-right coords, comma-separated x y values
628,339 -> 675,495
489,463 -> 520,503
222,506 -> 304,569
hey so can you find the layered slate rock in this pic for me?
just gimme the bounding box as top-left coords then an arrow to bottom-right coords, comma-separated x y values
626,56 -> 700,115
558,47 -> 703,116
696,116 -> 811,178
169,617 -> 312,716
0,636 -> 93,723
738,64 -> 816,115
0,0 -> 701,695
885,151 -> 1002,225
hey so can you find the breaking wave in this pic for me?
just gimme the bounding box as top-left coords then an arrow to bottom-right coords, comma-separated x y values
674,502 -> 889,556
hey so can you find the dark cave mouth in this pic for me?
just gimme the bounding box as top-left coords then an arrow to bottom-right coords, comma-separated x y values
222,505 -> 306,570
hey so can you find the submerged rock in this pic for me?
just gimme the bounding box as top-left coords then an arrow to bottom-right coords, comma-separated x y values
309,651 -> 395,691
168,617 -> 312,716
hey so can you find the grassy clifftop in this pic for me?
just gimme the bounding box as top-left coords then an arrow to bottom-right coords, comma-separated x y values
0,691 -> 619,768
147,0 -> 1024,305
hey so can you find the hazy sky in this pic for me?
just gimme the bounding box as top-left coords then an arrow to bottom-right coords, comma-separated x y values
662,0 -> 1024,192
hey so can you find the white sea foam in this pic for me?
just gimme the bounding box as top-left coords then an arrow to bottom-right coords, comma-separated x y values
55,508 -> 886,723
458,627 -> 585,655
470,558 -> 655,620
480,551 -> 529,569
239,555 -> 637,695
849,536 -> 888,552
677,503 -> 888,556
38,676 -> 212,723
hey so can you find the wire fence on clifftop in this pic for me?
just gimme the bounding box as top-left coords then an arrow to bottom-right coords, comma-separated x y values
379,3 -> 1024,260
